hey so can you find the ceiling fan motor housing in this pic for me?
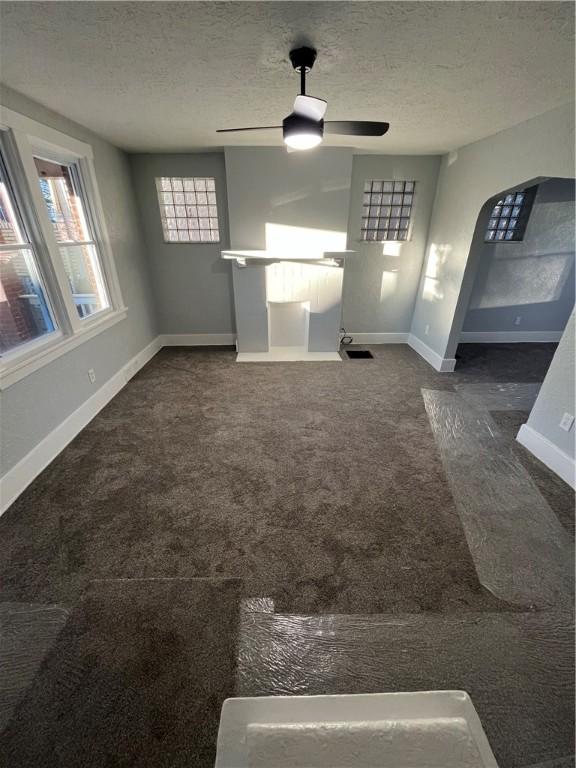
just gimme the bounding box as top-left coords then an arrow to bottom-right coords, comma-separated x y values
283,112 -> 324,141
289,46 -> 317,73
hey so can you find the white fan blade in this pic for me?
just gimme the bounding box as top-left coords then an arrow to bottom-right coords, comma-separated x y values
293,95 -> 327,121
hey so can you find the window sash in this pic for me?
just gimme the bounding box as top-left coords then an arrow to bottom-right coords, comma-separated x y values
0,141 -> 60,356
33,155 -> 111,320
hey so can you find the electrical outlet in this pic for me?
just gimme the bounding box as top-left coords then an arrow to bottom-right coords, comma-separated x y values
425,324 -> 430,335
514,316 -> 522,326
88,368 -> 96,384
559,412 -> 574,432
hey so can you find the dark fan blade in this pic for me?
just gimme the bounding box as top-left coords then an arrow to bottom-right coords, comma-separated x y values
324,121 -> 390,136
216,126 -> 281,133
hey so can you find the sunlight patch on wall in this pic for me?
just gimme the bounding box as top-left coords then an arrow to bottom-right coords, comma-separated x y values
380,269 -> 399,302
382,242 -> 403,257
422,243 -> 451,302
472,252 -> 573,309
265,223 -> 347,261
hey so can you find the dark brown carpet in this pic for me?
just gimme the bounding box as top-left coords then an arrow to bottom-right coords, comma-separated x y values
0,342 -> 573,767
490,409 -> 575,536
0,344 -> 524,614
0,579 -> 240,768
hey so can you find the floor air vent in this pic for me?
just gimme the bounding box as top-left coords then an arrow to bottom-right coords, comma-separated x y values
346,350 -> 374,359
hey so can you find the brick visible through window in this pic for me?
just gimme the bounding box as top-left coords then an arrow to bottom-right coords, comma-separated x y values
361,180 -> 415,242
156,177 -> 220,243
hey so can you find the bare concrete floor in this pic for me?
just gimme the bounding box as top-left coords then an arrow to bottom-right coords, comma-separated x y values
0,343 -> 573,767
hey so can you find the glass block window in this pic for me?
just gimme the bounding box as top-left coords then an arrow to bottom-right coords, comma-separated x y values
485,187 -> 536,242
361,180 -> 415,241
156,177 -> 220,243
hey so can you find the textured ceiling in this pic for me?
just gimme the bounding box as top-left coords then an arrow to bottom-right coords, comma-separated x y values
0,1 -> 573,153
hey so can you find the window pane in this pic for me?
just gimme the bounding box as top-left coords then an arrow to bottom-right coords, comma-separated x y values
34,157 -> 90,242
59,244 -> 109,319
0,249 -> 56,353
35,157 -> 111,319
0,181 -> 25,245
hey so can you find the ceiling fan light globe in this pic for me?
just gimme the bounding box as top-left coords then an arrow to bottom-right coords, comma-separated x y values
283,113 -> 323,151
284,132 -> 323,150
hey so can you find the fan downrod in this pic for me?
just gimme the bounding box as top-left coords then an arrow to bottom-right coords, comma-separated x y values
289,47 -> 317,95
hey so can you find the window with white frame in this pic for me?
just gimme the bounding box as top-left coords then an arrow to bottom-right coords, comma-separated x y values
361,180 -> 415,241
155,177 -> 220,243
33,156 -> 109,319
0,107 -> 124,387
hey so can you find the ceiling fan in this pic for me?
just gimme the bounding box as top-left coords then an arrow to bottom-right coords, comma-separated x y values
216,47 -> 390,151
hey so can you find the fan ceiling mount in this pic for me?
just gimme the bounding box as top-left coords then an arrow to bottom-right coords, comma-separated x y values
216,46 -> 390,151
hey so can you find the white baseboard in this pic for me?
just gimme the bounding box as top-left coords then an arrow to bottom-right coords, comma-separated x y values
346,332 -> 409,344
0,337 -> 162,516
460,331 -> 563,343
516,424 -> 575,489
407,334 -> 456,372
160,333 -> 236,346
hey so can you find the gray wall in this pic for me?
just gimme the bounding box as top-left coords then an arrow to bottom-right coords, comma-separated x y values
463,178 -> 575,334
0,86 -> 157,477
526,309 -> 575,459
130,148 -> 441,339
224,147 -> 353,252
410,102 -> 575,360
129,153 -> 234,335
343,154 -> 441,333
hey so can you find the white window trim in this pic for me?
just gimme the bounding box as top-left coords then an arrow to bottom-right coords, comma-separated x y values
0,105 -> 127,390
